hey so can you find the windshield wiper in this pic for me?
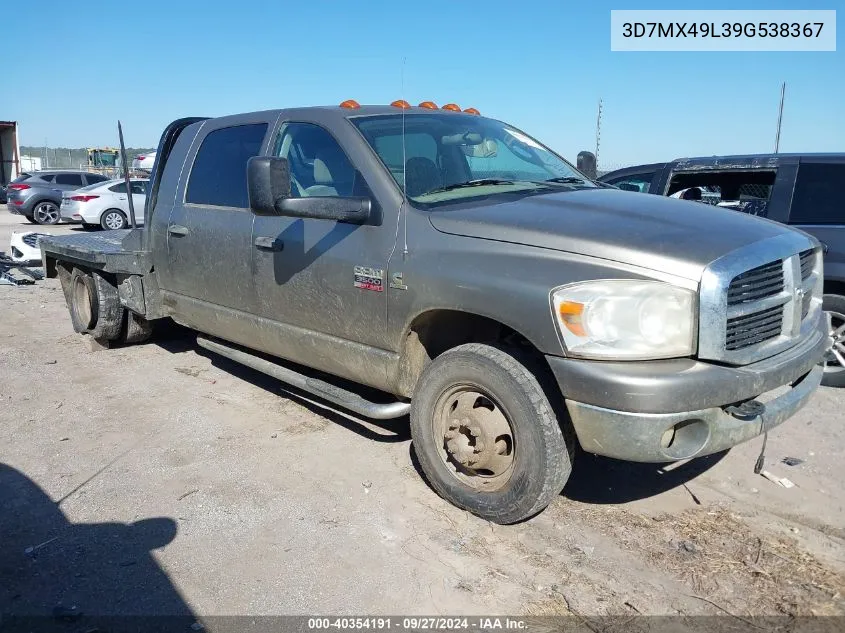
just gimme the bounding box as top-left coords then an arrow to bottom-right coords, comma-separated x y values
542,176 -> 588,185
423,178 -> 517,195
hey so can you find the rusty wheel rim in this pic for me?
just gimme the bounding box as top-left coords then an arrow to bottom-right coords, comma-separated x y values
432,385 -> 516,491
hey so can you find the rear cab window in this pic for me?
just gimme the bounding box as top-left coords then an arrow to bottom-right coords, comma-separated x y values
55,173 -> 85,186
665,169 -> 776,216
789,162 -> 845,225
186,123 -> 268,207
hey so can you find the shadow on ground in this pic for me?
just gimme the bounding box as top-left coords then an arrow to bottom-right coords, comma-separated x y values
0,463 -> 196,629
152,322 -> 410,443
562,448 -> 728,504
149,324 -> 724,505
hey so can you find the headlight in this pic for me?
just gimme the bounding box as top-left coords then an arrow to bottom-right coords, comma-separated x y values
551,280 -> 696,360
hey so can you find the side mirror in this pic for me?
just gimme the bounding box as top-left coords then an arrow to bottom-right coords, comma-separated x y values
277,197 -> 371,225
248,155 -> 372,224
248,156 -> 291,215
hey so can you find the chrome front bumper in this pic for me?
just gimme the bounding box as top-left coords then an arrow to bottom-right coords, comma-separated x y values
564,365 -> 822,462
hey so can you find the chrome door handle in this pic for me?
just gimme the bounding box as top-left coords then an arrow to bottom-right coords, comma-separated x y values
254,236 -> 283,252
168,224 -> 189,236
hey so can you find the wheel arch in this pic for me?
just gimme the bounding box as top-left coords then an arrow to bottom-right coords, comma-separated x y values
394,308 -> 547,398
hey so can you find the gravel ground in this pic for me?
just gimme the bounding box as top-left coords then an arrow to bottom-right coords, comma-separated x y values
1,213 -> 843,626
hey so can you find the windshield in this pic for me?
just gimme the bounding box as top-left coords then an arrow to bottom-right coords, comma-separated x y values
352,113 -> 594,206
91,150 -> 118,167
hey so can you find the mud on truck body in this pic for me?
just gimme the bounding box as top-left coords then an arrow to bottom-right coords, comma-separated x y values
41,103 -> 829,523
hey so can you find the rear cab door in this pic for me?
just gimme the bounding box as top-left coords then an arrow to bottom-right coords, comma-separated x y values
785,157 -> 845,288
156,113 -> 275,334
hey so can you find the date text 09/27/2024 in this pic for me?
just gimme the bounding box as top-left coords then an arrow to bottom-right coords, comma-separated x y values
307,617 -> 527,630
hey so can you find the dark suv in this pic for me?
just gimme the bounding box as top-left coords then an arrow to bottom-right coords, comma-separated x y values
6,170 -> 110,225
600,154 -> 845,386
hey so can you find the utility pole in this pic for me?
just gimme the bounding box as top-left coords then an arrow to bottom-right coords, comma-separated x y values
595,98 -> 603,169
774,82 -> 786,153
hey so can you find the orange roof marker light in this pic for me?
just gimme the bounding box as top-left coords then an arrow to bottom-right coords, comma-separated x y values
339,99 -> 360,109
390,99 -> 411,109
418,101 -> 439,109
463,107 -> 481,115
441,103 -> 461,112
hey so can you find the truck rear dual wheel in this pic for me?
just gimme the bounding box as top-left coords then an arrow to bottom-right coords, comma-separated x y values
68,268 -> 124,341
410,343 -> 573,524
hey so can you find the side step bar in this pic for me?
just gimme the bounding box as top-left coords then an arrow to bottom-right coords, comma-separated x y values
196,336 -> 411,420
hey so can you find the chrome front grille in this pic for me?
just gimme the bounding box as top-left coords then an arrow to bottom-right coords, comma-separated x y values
725,304 -> 784,350
799,249 -> 815,280
727,260 -> 784,306
698,234 -> 823,365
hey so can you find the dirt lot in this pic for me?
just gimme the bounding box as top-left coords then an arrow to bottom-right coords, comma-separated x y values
1,213 -> 844,626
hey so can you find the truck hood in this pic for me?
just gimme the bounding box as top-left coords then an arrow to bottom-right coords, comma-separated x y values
428,189 -> 792,281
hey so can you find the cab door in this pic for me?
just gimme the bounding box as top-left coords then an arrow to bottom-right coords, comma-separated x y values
250,121 -> 394,386
160,117 -> 272,334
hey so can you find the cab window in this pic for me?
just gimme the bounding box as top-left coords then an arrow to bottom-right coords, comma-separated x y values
790,163 -> 845,225
605,172 -> 655,193
666,169 -> 775,216
275,123 -> 367,198
187,123 -> 268,207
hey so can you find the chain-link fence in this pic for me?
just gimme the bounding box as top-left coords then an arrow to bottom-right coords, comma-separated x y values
19,146 -> 155,174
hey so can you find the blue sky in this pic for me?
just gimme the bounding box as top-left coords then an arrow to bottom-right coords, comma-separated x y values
7,0 -> 843,167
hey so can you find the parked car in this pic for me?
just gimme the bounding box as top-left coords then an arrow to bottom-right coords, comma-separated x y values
600,154 -> 845,386
0,184 -> 8,204
40,105 -> 827,524
8,231 -> 50,263
132,151 -> 156,172
60,178 -> 148,229
6,171 -> 111,225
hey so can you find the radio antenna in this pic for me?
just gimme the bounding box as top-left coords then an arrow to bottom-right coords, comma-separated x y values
401,57 -> 409,256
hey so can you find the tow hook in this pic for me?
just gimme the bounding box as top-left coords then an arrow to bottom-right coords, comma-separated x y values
725,399 -> 766,421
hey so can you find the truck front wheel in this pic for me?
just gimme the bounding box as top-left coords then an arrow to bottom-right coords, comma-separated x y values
410,343 -> 573,524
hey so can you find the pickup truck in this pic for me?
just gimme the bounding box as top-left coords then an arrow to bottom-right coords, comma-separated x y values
600,154 -> 845,387
40,102 -> 829,524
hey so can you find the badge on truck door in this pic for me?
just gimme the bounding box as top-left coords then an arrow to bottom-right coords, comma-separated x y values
354,266 -> 384,292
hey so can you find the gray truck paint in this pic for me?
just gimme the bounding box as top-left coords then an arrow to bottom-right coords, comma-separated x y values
40,106 -> 828,463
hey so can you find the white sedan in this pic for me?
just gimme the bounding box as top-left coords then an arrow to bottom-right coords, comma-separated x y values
132,151 -> 156,173
60,179 -> 148,230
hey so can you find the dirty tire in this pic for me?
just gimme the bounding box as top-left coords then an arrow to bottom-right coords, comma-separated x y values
822,294 -> 845,388
89,271 -> 125,341
122,311 -> 154,344
69,268 -> 98,333
410,343 -> 572,524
